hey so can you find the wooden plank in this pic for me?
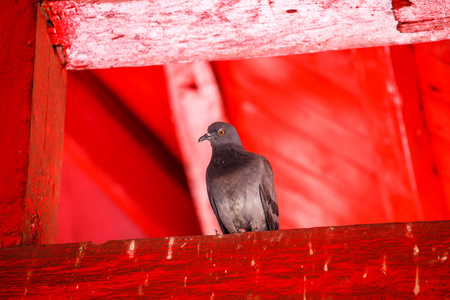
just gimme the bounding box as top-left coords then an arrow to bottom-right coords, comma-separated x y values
389,45 -> 448,220
165,62 -> 228,235
41,0 -> 450,70
0,2 -> 66,247
354,47 -> 423,221
1,221 -> 449,298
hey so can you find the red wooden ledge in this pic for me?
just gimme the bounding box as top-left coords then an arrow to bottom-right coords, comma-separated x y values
42,0 -> 450,69
1,221 -> 449,298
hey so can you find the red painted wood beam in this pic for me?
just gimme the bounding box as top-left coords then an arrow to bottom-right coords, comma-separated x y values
0,3 -> 66,247
1,221 -> 449,298
389,44 -> 449,220
42,0 -> 450,70
165,62 -> 228,235
353,47 -> 428,222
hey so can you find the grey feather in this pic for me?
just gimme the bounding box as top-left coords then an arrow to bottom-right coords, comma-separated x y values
199,122 -> 279,234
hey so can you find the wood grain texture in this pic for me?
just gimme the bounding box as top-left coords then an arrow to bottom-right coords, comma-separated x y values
0,3 -> 66,247
25,7 -> 67,247
1,221 -> 449,298
0,0 -> 36,248
41,0 -> 450,70
392,0 -> 450,33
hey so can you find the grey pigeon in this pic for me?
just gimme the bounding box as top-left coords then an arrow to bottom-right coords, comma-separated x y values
198,122 -> 279,234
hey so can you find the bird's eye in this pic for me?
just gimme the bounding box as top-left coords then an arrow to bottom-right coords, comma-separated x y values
218,129 -> 225,135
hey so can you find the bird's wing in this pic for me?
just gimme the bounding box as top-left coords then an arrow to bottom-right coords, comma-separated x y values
206,182 -> 229,234
259,158 -> 279,231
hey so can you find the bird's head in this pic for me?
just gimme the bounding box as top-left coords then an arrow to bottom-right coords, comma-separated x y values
198,122 -> 243,148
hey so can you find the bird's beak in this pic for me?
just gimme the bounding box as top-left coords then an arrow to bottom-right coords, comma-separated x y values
198,132 -> 211,143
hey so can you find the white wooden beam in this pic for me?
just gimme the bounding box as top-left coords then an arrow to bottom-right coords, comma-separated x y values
42,0 -> 450,69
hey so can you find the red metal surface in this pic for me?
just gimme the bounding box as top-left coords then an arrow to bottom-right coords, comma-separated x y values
41,0 -> 450,69
2,221 -> 450,298
0,4 -> 66,247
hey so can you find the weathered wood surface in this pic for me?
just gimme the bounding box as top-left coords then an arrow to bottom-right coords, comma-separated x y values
0,2 -> 66,247
41,0 -> 450,70
392,0 -> 450,33
1,221 -> 449,298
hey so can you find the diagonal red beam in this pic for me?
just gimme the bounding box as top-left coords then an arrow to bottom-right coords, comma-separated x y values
165,62 -> 228,235
41,0 -> 450,69
1,221 -> 449,298
62,70 -> 202,238
389,44 -> 449,220
0,3 -> 66,247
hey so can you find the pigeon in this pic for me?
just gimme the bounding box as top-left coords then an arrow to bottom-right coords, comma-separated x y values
198,122 -> 279,234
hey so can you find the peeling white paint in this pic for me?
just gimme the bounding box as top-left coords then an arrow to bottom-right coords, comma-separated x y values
75,242 -> 88,268
167,237 -> 175,259
438,251 -> 448,263
414,266 -> 420,295
381,255 -> 387,275
324,260 -> 329,272
308,241 -> 313,255
277,232 -> 283,242
184,275 -> 187,287
413,245 -> 419,257
144,274 -> 149,286
406,223 -> 413,238
303,275 -> 307,300
128,240 -> 136,259
363,269 -> 368,278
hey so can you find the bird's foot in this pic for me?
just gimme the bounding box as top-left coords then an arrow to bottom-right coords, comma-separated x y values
215,229 -> 222,235
237,228 -> 247,233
